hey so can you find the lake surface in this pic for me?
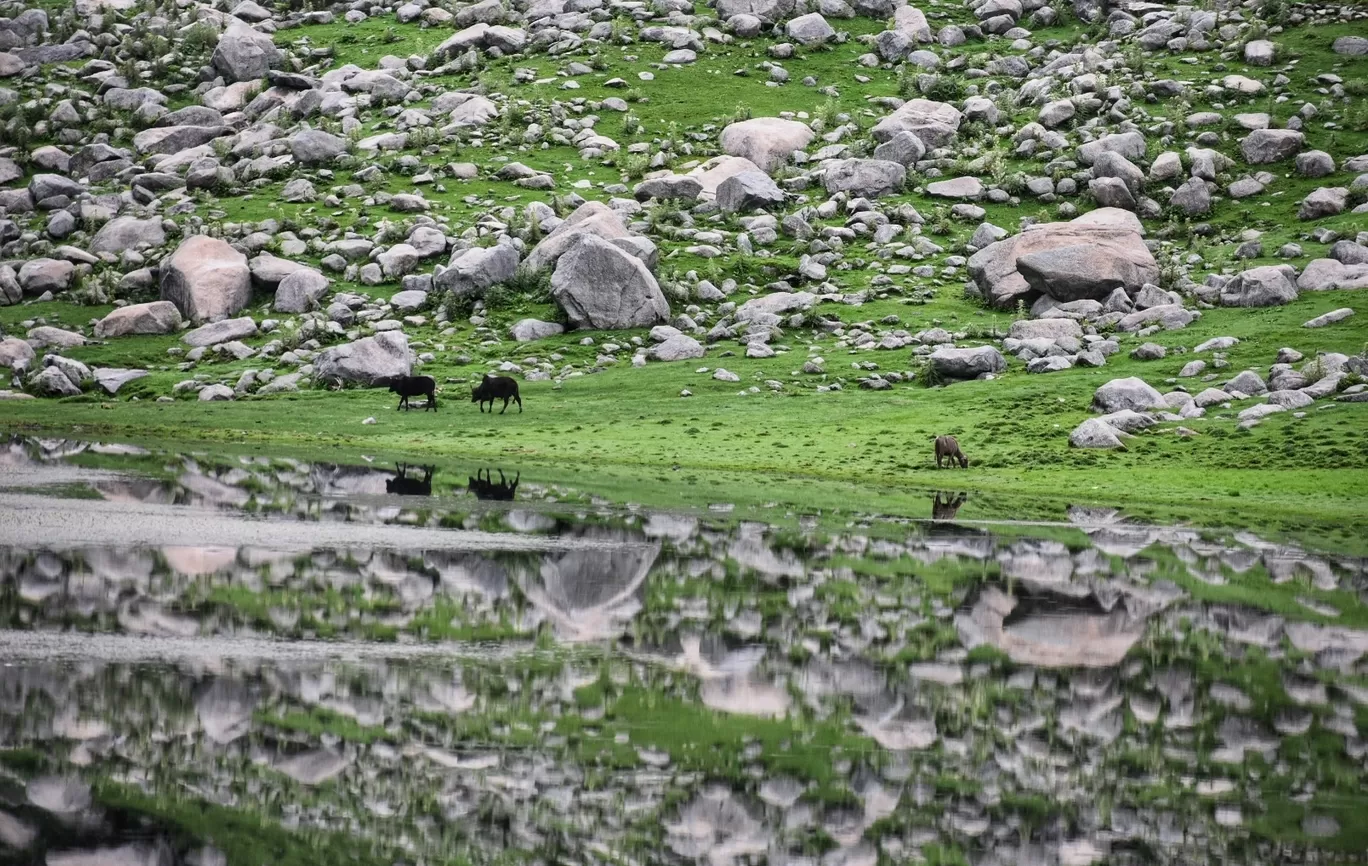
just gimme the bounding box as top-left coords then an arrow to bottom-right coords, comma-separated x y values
1,435 -> 1365,865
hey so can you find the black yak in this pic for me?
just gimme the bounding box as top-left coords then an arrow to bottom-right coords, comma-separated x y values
471,374 -> 522,414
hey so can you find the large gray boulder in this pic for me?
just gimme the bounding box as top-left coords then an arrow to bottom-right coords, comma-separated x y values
1069,418 -> 1130,450
314,331 -> 413,385
822,158 -> 906,198
131,125 -> 229,156
929,346 -> 1006,380
786,12 -> 835,44
211,20 -> 281,83
510,319 -> 565,342
551,235 -> 670,330
525,201 -> 630,271
89,217 -> 166,253
717,170 -> 786,213
1298,187 -> 1348,220
872,131 -> 927,166
716,0 -> 797,23
159,235 -> 252,323
95,301 -> 182,338
1092,377 -> 1163,413
650,333 -> 706,361
1077,132 -> 1146,165
289,129 -> 348,166
1220,265 -> 1299,307
274,269 -> 330,313
633,174 -> 703,202
871,98 -> 962,148
719,117 -> 815,172
435,243 -> 520,298
1240,129 -> 1304,164
970,221 -> 1159,307
18,258 -> 74,294
183,317 -> 257,348
1297,259 -> 1368,291
0,337 -> 36,370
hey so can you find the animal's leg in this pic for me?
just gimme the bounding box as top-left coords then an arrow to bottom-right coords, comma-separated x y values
500,396 -> 509,414
516,395 -> 523,413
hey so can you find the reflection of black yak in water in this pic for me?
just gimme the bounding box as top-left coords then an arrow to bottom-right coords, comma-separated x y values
932,491 -> 967,522
468,469 -> 519,501
387,463 -> 434,496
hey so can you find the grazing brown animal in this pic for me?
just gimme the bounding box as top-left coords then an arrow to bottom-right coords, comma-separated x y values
934,435 -> 968,469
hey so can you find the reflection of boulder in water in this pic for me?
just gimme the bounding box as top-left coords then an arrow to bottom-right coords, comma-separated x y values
161,546 -> 238,577
957,587 -> 1148,668
178,472 -> 252,508
84,548 -> 155,586
727,522 -> 805,581
93,478 -> 175,505
424,552 -> 510,599
26,776 -> 92,815
506,510 -> 556,533
0,809 -> 37,850
273,748 -> 351,786
644,513 -> 699,542
309,465 -> 393,497
117,600 -> 200,637
665,787 -> 771,866
196,680 -> 256,745
516,529 -> 659,641
998,540 -> 1078,594
700,674 -> 790,718
46,843 -> 172,866
854,696 -> 938,750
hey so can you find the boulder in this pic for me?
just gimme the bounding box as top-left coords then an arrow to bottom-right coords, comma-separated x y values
89,217 -> 166,253
929,346 -> 1006,380
785,12 -> 835,44
969,220 -> 1157,308
212,20 -> 281,83
1220,265 -> 1299,307
525,201 -> 629,271
870,98 -> 962,148
95,301 -> 182,338
435,243 -> 520,298
160,236 -> 251,323
716,0 -> 797,24
25,327 -> 86,350
93,368 -> 148,395
1298,187 -> 1348,220
0,336 -> 35,370
183,317 -> 257,348
249,253 -> 311,290
510,319 -> 565,342
1092,377 -> 1164,413
273,269 -> 330,313
1069,418 -> 1130,449
1077,132 -> 1146,165
633,174 -> 703,202
719,117 -> 815,172
872,131 -> 927,166
1009,319 -> 1081,341
822,159 -> 906,198
1240,129 -> 1304,164
686,155 -> 767,201
650,333 -> 706,361
18,258 -> 74,294
28,365 -> 82,397
551,235 -> 670,330
717,170 -> 786,213
314,331 -> 413,385
289,129 -> 348,165
1297,259 -> 1368,291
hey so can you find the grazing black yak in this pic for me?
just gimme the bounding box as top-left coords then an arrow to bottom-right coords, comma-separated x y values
934,435 -> 968,469
382,375 -> 437,412
471,374 -> 522,414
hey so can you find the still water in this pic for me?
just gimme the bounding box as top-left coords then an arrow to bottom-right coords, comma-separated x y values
0,436 -> 1365,865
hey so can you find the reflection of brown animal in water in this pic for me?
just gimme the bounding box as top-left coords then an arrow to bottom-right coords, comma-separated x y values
932,491 -> 967,521
387,463 -> 434,496
934,435 -> 968,469
468,468 -> 519,501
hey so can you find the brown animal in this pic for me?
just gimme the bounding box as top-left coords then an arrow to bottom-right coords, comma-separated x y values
934,435 -> 968,469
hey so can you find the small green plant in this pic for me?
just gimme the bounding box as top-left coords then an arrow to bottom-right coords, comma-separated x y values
730,103 -> 753,123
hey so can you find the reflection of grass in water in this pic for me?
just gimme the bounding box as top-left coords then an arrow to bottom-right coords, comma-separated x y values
254,708 -> 389,745
94,781 -> 400,866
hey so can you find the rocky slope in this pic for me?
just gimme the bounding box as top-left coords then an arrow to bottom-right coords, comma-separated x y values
0,0 -> 1365,455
